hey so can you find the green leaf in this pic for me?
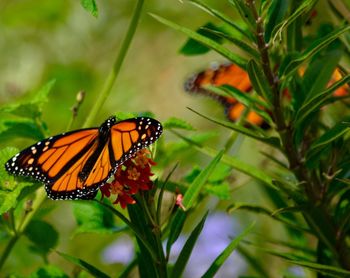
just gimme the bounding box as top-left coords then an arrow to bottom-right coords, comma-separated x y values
227,202 -> 311,234
0,147 -> 19,187
229,0 -> 256,30
170,212 -> 208,278
0,118 -> 45,142
0,147 -> 36,214
163,117 -> 195,130
167,151 -> 223,256
56,250 -> 110,278
171,129 -> 276,189
247,59 -> 273,104
280,25 -> 350,78
127,203 -> 159,277
80,0 -> 98,17
207,85 -> 273,126
301,42 -> 343,103
188,107 -> 280,148
202,28 -> 260,59
270,0 -> 317,43
166,210 -> 187,259
0,80 -> 55,119
179,22 -> 224,55
265,0 -> 290,42
202,222 -> 255,278
309,120 -> 350,151
188,0 -> 254,42
150,14 -> 247,69
305,119 -> 350,166
265,250 -> 350,277
182,150 -> 224,209
29,265 -> 69,278
73,200 -> 118,235
25,220 -> 58,255
205,182 -> 231,200
294,74 -> 350,127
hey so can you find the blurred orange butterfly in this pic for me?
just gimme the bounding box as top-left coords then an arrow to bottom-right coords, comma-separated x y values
184,63 -> 268,128
185,63 -> 348,127
5,116 -> 162,200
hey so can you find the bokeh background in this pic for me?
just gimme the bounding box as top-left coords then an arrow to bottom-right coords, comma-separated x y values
0,0 -> 327,276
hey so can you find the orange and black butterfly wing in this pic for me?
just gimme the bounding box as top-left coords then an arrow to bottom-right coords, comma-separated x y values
46,116 -> 162,200
5,116 -> 163,200
184,63 -> 271,127
5,128 -> 100,199
184,63 -> 252,105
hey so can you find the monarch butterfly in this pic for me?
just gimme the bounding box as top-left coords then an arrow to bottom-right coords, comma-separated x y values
185,62 -> 349,127
5,116 -> 163,200
184,62 -> 267,128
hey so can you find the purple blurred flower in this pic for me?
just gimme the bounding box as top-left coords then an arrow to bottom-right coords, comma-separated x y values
169,212 -> 247,277
101,235 -> 134,264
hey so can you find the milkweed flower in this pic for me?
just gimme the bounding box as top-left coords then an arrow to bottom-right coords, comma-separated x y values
100,149 -> 156,208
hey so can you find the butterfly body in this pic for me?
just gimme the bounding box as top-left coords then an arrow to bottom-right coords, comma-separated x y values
5,116 -> 162,200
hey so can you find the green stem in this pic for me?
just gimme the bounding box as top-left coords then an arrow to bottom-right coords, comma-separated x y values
0,187 -> 47,271
0,235 -> 19,270
17,187 -> 47,233
96,200 -> 159,262
83,0 -> 144,128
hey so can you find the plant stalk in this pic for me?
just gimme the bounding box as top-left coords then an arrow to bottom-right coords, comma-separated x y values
83,0 -> 145,128
246,0 -> 350,269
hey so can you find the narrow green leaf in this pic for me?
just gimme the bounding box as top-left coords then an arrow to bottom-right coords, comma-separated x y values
166,211 -> 187,259
127,204 -> 159,278
207,85 -> 273,125
294,74 -> 350,127
265,0 -> 290,42
309,120 -> 350,152
150,14 -> 247,69
167,151 -> 223,256
163,117 -> 195,130
281,25 -> 350,78
187,107 -> 280,148
25,220 -> 58,256
301,43 -> 343,103
188,0 -> 255,42
202,222 -> 255,278
202,28 -> 260,59
229,0 -> 256,30
182,150 -> 224,208
56,250 -> 110,278
170,129 -> 276,189
80,0 -> 98,17
179,22 -> 224,55
170,212 -> 208,278
265,250 -> 350,277
270,0 -> 317,43
247,60 -> 273,104
227,203 -> 311,234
